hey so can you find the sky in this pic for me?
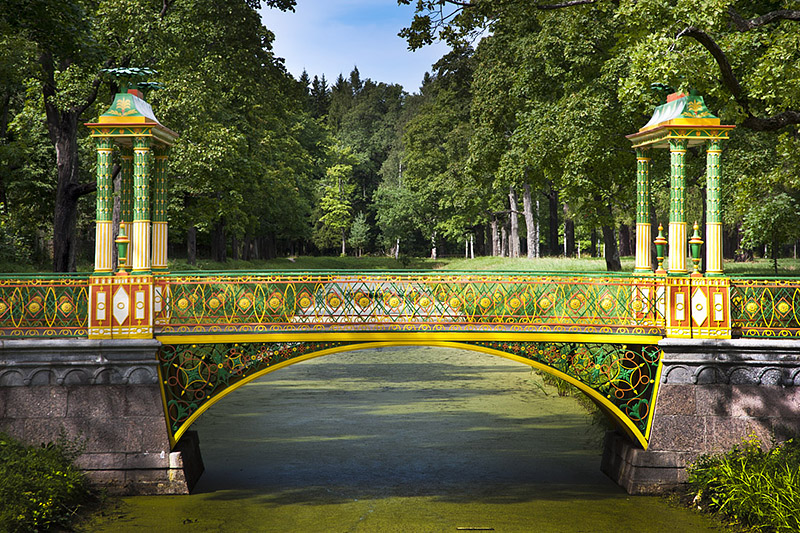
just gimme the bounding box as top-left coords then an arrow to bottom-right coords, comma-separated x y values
259,0 -> 452,93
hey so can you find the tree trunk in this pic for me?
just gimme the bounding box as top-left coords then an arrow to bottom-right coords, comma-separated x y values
522,183 -> 538,259
619,223 -> 632,257
212,220 -> 227,262
602,224 -> 622,271
590,228 -> 598,257
51,115 -> 83,272
42,52 -> 100,272
430,231 -> 437,260
546,185 -> 559,255
508,185 -> 520,258
499,223 -> 506,257
231,234 -> 240,261
395,237 -> 400,260
491,217 -> 500,256
187,226 -> 197,266
475,224 -> 485,256
564,203 -> 575,257
341,229 -> 346,256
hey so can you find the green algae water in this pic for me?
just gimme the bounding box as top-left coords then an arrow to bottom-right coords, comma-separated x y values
84,347 -> 723,532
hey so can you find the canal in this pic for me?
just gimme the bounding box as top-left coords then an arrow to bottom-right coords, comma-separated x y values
84,346 -> 724,532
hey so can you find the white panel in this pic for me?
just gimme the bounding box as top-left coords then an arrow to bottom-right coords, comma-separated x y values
675,292 -> 685,321
135,290 -> 146,320
714,292 -> 724,321
113,286 -> 130,326
96,291 -> 106,321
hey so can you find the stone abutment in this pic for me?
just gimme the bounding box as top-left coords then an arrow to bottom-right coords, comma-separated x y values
602,338 -> 800,493
0,339 -> 203,495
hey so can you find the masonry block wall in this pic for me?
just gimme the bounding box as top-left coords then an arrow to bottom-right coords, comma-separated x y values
603,339 -> 800,494
0,339 -> 203,495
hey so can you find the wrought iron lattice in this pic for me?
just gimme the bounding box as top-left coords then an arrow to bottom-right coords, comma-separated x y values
730,279 -> 800,338
159,272 -> 665,336
158,340 -> 356,440
158,340 -> 662,446
0,276 -> 89,337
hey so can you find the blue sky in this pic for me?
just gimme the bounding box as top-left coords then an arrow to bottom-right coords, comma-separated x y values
260,1 -> 451,93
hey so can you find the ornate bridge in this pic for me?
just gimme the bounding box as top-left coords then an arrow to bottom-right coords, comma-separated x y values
2,271 -> 798,453
1,87 -> 798,495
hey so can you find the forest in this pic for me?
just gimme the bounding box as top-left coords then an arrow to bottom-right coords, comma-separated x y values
1,0 -> 799,272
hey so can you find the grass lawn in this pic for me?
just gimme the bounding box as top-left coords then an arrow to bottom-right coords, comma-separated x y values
163,255 -> 800,276
3,255 -> 800,276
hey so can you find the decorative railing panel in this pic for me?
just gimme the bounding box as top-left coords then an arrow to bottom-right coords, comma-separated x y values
0,275 -> 89,338
158,272 -> 665,336
158,339 -> 662,449
731,278 -> 800,338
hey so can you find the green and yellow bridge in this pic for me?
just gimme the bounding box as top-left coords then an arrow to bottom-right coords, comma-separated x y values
1,86 -> 798,495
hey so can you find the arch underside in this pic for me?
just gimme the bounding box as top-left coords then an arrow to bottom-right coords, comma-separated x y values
157,333 -> 662,450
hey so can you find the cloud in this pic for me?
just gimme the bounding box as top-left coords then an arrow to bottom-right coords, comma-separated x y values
260,1 -> 450,93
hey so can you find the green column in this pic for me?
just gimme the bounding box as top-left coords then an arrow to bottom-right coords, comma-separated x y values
668,138 -> 688,274
705,139 -> 723,275
131,136 -> 151,274
94,136 -> 114,274
152,146 -> 170,271
119,146 -> 134,272
634,148 -> 652,273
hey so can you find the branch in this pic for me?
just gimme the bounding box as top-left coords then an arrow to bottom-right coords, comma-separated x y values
742,110 -> 800,132
76,58 -> 114,116
676,26 -> 746,103
71,180 -> 97,198
536,0 -> 597,10
677,25 -> 800,132
728,7 -> 800,31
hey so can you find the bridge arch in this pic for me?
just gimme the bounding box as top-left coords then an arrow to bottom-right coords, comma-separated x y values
156,336 -> 662,450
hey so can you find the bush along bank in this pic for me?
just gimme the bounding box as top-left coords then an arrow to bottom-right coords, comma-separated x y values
686,435 -> 800,533
0,432 -> 93,532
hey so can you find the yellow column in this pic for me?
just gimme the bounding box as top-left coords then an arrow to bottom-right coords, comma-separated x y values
152,146 -> 169,271
705,140 -> 724,276
94,137 -> 114,274
131,136 -> 151,274
634,148 -> 652,273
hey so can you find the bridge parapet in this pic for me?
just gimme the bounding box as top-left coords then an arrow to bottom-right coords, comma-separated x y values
156,271 -> 665,337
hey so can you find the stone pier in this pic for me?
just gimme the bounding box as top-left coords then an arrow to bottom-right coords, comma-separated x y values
0,339 -> 202,495
603,339 -> 800,494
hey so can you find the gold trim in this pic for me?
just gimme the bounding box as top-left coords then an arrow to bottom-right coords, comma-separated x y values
156,331 -> 664,346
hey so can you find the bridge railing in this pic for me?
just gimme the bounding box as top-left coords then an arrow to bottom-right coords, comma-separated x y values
156,271 -> 666,336
0,274 -> 90,338
730,277 -> 800,338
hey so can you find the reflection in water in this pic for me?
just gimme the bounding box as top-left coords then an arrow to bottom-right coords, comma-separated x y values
86,347 -> 720,532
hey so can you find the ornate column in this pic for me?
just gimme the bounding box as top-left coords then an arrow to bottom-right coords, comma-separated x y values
131,136 -> 152,274
94,137 -> 114,274
705,139 -> 724,276
119,146 -> 134,272
152,146 -> 169,272
668,138 -> 688,274
634,148 -> 652,273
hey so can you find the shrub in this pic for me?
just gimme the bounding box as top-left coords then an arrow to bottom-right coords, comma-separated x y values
0,432 -> 91,532
687,435 -> 800,533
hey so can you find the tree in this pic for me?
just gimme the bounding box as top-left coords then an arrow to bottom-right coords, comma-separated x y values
348,211 -> 370,257
0,0 -> 301,270
316,146 -> 357,255
742,192 -> 800,274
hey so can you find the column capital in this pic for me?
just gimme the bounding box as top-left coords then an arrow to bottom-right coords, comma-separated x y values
668,138 -> 688,152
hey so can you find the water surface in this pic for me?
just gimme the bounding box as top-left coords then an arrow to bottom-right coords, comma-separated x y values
85,346 -> 722,532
